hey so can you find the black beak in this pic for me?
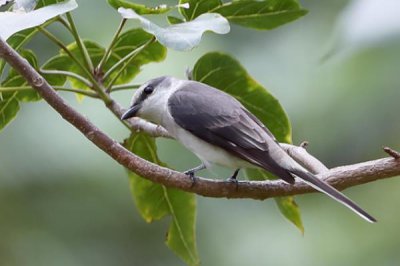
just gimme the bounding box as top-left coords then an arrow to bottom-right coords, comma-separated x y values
121,104 -> 141,120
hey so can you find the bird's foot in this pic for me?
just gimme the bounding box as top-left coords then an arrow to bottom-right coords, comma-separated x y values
226,169 -> 240,190
226,176 -> 239,190
183,164 -> 206,187
184,170 -> 197,187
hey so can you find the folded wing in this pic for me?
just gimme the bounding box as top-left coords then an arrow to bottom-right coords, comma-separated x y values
168,81 -> 295,184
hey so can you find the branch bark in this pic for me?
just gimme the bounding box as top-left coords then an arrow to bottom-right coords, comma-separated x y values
1,38 -> 400,200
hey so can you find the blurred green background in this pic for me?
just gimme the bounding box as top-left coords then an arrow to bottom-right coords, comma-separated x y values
1,0 -> 400,265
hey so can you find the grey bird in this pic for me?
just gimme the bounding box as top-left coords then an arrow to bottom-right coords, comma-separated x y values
121,76 -> 376,223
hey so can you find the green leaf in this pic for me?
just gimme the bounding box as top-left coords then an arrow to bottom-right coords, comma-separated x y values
0,26 -> 44,80
0,91 -> 20,131
180,0 -> 307,30
110,29 -> 167,85
246,168 -> 304,233
0,1 -> 13,10
124,133 -> 199,266
107,0 -> 173,14
214,0 -> 307,30
275,196 -> 304,233
41,55 -> 72,86
39,30 -> 165,100
36,0 -> 68,8
5,27 -> 41,50
59,41 -> 103,90
3,49 -> 38,79
1,49 -> 41,102
192,52 -> 291,143
119,8 -> 230,51
52,30 -> 165,91
179,0 -> 222,21
167,15 -> 184,25
192,52 -> 303,232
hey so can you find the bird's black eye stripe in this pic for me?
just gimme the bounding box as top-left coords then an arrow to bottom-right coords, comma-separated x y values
143,85 -> 154,95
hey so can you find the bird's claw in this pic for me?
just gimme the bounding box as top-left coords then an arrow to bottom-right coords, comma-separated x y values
226,176 -> 239,190
184,170 -> 196,187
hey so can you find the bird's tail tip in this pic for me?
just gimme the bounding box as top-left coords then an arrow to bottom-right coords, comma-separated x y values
289,168 -> 377,223
354,207 -> 377,223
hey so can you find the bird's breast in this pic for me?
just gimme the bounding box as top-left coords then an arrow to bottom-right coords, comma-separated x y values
165,121 -> 253,169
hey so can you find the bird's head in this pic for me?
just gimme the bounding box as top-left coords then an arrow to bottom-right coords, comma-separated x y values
121,76 -> 177,124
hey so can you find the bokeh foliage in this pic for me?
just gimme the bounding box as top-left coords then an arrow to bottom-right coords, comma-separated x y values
0,0 -> 309,265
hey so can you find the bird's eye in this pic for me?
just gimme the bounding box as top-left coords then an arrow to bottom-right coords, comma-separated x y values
143,85 -> 154,95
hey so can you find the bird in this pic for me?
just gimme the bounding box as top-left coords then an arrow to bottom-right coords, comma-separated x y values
121,76 -> 376,223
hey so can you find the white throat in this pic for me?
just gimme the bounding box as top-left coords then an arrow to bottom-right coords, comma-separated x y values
138,77 -> 185,125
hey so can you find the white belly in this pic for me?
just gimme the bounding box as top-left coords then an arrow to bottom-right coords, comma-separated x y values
162,115 -> 254,169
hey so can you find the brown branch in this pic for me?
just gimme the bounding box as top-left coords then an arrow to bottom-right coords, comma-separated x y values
280,143 -> 329,174
1,38 -> 400,201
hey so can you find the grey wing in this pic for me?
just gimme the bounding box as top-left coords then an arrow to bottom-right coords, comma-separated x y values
168,81 -> 295,184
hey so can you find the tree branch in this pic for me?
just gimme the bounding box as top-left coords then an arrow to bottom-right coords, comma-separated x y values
1,38 -> 399,201
280,143 -> 329,174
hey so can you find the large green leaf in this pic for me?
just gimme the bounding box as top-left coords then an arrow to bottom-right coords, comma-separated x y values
0,50 -> 39,131
0,27 -> 41,78
246,168 -> 304,233
180,0 -> 307,30
44,30 -> 166,91
5,27 -> 41,51
214,0 -> 307,30
41,55 -> 72,86
124,133 -> 199,266
275,196 -> 304,233
167,15 -> 184,25
111,29 -> 167,84
192,52 -> 291,143
36,0 -> 68,8
1,49 -> 41,102
179,0 -> 222,21
192,52 -> 303,232
107,0 -> 174,14
0,92 -> 19,131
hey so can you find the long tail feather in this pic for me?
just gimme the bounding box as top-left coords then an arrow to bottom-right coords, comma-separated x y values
289,169 -> 376,223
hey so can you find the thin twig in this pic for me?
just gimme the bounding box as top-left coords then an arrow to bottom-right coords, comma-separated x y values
110,83 -> 141,92
38,27 -> 91,80
0,85 -> 98,98
1,38 -> 399,201
383,147 -> 400,159
56,16 -> 73,34
54,87 -> 98,97
96,18 -> 127,74
38,26 -> 111,104
40,69 -> 92,88
300,141 -> 309,149
104,37 -> 156,90
65,12 -> 94,71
